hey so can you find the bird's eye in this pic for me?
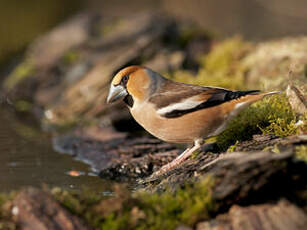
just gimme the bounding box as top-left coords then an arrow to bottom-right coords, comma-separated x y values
121,75 -> 129,85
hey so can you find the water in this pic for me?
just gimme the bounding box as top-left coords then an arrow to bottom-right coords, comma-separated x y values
0,105 -> 110,193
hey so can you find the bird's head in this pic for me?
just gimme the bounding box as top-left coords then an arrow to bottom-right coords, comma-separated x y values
107,65 -> 152,107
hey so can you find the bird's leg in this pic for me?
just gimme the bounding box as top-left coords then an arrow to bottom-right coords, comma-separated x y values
153,139 -> 203,176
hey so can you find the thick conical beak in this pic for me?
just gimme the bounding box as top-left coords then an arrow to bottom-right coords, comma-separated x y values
107,85 -> 128,103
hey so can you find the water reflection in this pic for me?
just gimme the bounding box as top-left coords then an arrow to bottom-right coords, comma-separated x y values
0,106 -> 110,193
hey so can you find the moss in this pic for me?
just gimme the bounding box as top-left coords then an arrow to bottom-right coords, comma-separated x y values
52,177 -> 215,230
259,95 -> 301,137
260,117 -> 299,137
137,177 -> 215,230
226,141 -> 239,153
168,37 -> 252,90
51,186 -> 102,220
217,94 -> 299,151
295,145 -> 307,163
262,144 -> 281,154
191,150 -> 201,159
3,60 -> 35,90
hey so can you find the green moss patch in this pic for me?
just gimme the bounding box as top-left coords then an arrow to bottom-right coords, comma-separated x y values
52,177 -> 215,230
168,37 -> 253,90
217,94 -> 300,151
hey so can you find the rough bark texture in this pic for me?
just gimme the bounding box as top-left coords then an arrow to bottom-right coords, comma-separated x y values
11,188 -> 91,230
235,134 -> 306,152
286,85 -> 307,115
53,129 -> 307,214
139,135 -> 307,215
140,135 -> 306,190
142,149 -> 307,204
197,200 -> 307,230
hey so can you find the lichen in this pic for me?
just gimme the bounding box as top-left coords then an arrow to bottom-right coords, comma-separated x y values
217,94 -> 300,151
52,177 -> 215,230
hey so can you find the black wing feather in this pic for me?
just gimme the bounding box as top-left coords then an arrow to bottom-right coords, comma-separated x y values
163,90 -> 260,118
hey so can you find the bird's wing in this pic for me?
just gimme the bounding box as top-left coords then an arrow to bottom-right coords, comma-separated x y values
149,81 -> 259,118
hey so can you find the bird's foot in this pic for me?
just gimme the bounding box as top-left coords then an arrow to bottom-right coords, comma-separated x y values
152,154 -> 188,177
152,140 -> 202,177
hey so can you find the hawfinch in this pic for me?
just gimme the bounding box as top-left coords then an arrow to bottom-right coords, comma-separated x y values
107,66 -> 278,176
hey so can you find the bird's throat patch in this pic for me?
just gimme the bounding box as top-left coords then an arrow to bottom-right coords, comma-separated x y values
124,94 -> 134,107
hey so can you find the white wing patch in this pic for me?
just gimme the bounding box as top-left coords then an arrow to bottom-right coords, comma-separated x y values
156,96 -> 203,116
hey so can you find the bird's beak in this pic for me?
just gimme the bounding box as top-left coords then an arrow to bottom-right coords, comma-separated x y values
107,84 -> 128,103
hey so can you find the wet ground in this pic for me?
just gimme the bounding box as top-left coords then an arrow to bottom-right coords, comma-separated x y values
0,105 -> 111,193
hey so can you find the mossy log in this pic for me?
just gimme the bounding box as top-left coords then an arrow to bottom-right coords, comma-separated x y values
234,134 -> 306,152
141,135 -> 307,211
11,188 -> 90,230
197,200 -> 307,230
54,128 -> 307,211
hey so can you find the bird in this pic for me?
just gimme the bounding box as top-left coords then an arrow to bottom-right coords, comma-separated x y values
107,65 -> 279,176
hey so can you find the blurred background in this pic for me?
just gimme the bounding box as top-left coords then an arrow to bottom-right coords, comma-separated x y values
0,0 -> 306,193
1,0 -> 307,69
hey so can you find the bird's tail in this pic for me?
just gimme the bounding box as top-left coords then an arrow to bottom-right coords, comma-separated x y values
234,90 -> 281,106
212,90 -> 281,136
262,91 -> 282,97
